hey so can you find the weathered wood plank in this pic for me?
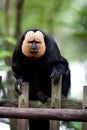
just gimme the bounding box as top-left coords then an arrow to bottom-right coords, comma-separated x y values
0,98 -> 82,109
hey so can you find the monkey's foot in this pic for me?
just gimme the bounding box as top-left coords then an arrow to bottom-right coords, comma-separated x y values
37,91 -> 48,103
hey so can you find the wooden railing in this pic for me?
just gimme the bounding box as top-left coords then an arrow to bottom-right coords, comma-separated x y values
0,76 -> 87,130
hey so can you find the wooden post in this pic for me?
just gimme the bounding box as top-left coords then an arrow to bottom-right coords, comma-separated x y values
50,76 -> 62,130
82,86 -> 87,130
17,82 -> 29,130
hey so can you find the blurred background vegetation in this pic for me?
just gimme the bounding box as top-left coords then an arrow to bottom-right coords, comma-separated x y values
0,0 -> 87,129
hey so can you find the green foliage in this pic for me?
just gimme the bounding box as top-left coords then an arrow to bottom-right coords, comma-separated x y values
71,4 -> 87,41
63,122 -> 81,130
68,4 -> 87,60
53,0 -> 87,61
71,122 -> 81,130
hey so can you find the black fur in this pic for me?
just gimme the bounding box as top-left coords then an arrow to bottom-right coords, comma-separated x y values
11,29 -> 71,130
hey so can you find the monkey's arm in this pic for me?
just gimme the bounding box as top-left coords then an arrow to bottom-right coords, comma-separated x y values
12,64 -> 23,94
50,61 -> 71,97
11,49 -> 24,94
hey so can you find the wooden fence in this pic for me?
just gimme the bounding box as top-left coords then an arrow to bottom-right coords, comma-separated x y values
0,76 -> 87,130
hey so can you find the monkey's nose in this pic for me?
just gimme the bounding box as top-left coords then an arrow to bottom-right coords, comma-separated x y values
30,42 -> 38,53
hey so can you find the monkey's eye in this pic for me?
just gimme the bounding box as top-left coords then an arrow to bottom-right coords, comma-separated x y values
28,41 -> 40,44
29,41 -> 33,43
27,41 -> 34,44
36,41 -> 40,44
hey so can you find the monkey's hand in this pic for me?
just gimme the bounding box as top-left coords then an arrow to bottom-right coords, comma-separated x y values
15,79 -> 23,95
37,91 -> 48,103
50,68 -> 62,85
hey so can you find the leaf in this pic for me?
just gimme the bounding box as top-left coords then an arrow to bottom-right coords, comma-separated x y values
5,37 -> 17,45
0,51 -> 12,58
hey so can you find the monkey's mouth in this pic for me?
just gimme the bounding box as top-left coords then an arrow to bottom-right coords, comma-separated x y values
30,49 -> 38,54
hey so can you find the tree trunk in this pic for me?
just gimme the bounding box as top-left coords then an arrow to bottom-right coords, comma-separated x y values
14,0 -> 24,39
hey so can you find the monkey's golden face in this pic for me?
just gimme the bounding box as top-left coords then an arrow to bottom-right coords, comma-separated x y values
22,31 -> 46,58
